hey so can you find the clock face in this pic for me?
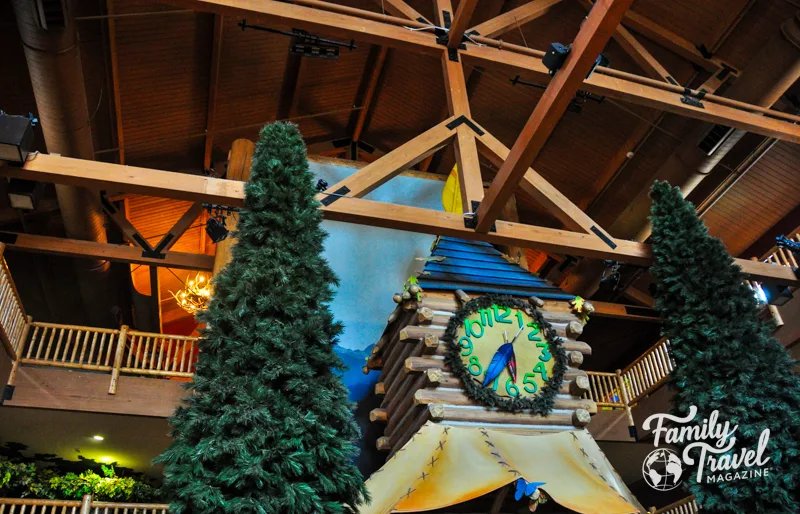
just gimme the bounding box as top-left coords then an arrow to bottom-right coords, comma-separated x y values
454,304 -> 555,398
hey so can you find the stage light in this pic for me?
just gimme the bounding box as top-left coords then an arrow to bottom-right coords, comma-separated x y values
92,435 -> 104,441
0,112 -> 35,164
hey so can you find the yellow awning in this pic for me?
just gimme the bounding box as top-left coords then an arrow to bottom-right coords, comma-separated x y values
361,422 -> 643,514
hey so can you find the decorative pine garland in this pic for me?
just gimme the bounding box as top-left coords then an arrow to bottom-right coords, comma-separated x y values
444,294 -> 567,414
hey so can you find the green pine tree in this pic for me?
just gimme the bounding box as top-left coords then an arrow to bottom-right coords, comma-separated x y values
649,181 -> 800,513
155,123 -> 368,513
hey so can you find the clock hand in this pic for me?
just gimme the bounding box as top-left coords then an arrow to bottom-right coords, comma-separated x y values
503,330 -> 509,344
509,325 -> 525,345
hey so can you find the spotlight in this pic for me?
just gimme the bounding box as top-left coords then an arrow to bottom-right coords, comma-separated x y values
760,282 -> 793,307
0,112 -> 35,164
205,216 -> 229,243
92,435 -> 104,441
7,178 -> 43,210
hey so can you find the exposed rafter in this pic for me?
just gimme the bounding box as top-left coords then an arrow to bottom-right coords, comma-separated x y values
350,45 -> 389,158
610,24 -> 675,83
474,0 -> 635,232
446,0 -> 479,49
203,14 -> 225,170
0,231 -> 214,270
369,0 -> 430,24
6,153 -> 797,286
106,0 -> 125,164
468,0 -> 562,39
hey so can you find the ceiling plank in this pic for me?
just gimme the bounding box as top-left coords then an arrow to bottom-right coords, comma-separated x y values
474,0 -> 634,232
351,45 -> 389,147
447,0 -> 479,49
317,118 -> 458,199
203,14 -> 225,171
6,154 -> 797,285
0,231 -> 214,271
105,0 -> 125,165
474,127 -> 612,239
469,0 -> 562,39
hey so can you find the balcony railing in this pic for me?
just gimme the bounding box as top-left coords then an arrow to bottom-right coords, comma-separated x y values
649,495 -> 700,514
0,244 -> 198,398
0,496 -> 170,514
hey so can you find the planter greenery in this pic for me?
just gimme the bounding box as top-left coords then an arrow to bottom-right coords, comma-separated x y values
0,460 -> 161,502
155,122 -> 368,513
648,181 -> 800,513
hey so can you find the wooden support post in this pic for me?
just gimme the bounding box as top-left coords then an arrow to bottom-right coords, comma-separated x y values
80,495 -> 93,514
6,316 -> 32,388
446,0 -> 479,49
108,325 -> 128,395
475,0 -> 634,232
212,139 -> 255,274
616,368 -> 635,429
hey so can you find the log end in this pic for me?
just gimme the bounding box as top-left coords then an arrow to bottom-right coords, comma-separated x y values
425,368 -> 444,385
370,408 -> 388,423
423,334 -> 439,350
566,320 -> 584,338
375,382 -> 386,395
583,301 -> 595,314
428,403 -> 446,420
418,307 -> 435,323
569,375 -> 590,396
572,408 -> 592,427
528,296 -> 545,308
454,289 -> 471,305
568,350 -> 584,367
376,436 -> 391,451
393,293 -> 403,304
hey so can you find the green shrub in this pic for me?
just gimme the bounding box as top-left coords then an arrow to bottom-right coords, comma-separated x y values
0,460 -> 161,502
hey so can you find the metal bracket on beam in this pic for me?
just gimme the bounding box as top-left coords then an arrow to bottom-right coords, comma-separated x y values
320,186 -> 351,206
446,115 -> 484,135
464,201 -> 496,231
590,225 -> 617,249
1,385 -> 14,403
680,88 -> 707,109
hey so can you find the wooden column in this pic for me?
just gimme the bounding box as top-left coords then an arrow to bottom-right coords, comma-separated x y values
212,139 -> 256,274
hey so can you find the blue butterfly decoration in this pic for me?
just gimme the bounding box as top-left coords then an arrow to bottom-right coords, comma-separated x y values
514,478 -> 546,501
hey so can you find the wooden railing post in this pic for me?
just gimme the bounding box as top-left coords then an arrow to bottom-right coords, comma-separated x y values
616,368 -> 636,437
108,325 -> 128,395
6,316 -> 33,390
80,494 -> 93,514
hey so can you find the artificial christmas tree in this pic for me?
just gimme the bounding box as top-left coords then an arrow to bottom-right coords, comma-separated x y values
156,123 -> 368,513
649,181 -> 800,513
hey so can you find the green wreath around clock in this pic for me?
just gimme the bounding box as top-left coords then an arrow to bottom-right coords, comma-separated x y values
444,294 -> 567,414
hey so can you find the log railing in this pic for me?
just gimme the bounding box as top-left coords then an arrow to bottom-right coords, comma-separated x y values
0,243 -> 29,362
649,495 -> 700,514
583,337 -> 673,426
0,496 -> 170,513
747,228 -> 799,327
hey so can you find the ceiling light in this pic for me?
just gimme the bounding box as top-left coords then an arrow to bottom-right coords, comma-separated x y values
92,435 -> 104,441
99,456 -> 114,463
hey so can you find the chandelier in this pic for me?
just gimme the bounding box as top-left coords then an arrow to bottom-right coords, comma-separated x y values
171,272 -> 212,315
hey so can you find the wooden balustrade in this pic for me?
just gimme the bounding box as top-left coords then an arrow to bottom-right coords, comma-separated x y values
620,337 -> 673,405
0,497 -> 170,514
650,495 -> 700,514
0,243 -> 29,361
22,323 -> 119,372
119,331 -> 196,379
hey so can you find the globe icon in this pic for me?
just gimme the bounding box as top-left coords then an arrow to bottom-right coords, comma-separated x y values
642,449 -> 683,491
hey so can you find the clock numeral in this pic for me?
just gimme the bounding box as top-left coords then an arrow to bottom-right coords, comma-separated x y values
468,356 -> 483,377
464,319 -> 484,338
536,342 -> 551,362
523,373 -> 538,394
532,361 -> 548,382
478,309 -> 493,328
458,336 -> 473,356
492,305 -> 513,324
527,322 -> 542,342
515,310 -> 524,328
505,377 -> 520,397
491,377 -> 499,392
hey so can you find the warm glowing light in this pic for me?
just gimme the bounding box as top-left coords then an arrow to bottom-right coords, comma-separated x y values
170,272 -> 213,315
92,435 -> 104,441
99,456 -> 114,463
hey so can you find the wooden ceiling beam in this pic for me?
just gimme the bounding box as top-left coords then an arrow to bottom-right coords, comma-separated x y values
468,0 -> 562,39
351,45 -> 389,149
0,231 -> 215,271
608,23 -> 675,83
436,0 -> 484,212
621,10 -> 731,73
179,0 -> 800,143
317,118 -> 458,200
203,14 -> 225,171
474,127 -> 613,240
474,0 -> 634,232
158,202 -> 206,253
4,154 -> 797,285
369,0 -> 430,24
446,0 -> 479,49
105,0 -> 125,164
463,46 -> 800,143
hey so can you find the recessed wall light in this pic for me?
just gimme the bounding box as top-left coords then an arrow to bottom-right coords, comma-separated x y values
92,435 -> 104,441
